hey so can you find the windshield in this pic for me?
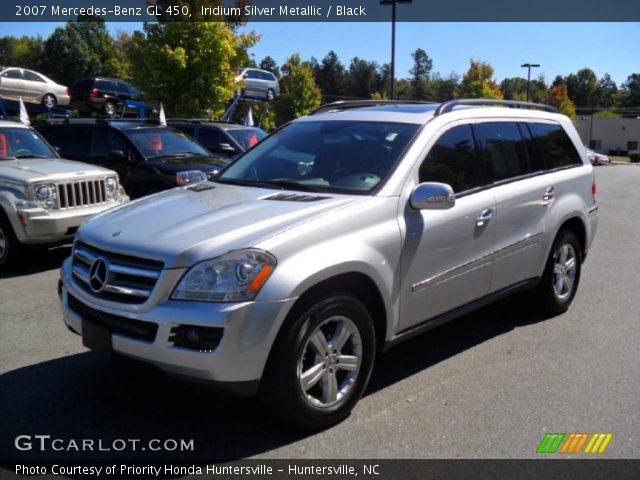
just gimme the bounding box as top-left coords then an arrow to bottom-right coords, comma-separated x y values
0,127 -> 57,159
126,128 -> 210,159
227,128 -> 267,150
217,121 -> 419,194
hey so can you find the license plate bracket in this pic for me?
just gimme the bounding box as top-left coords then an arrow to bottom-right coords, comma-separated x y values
82,320 -> 113,357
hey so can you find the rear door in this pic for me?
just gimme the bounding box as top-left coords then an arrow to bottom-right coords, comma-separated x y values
22,70 -> 46,103
399,123 -> 497,331
475,121 -> 551,292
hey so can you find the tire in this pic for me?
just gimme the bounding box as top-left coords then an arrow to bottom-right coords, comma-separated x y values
266,89 -> 275,101
0,213 -> 21,270
260,294 -> 376,428
42,94 -> 57,109
104,101 -> 117,116
532,229 -> 582,314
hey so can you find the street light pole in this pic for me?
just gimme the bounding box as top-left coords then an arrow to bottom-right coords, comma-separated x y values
521,63 -> 540,102
381,0 -> 412,100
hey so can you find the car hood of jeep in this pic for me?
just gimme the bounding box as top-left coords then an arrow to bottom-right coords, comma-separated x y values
0,157 -> 115,184
77,182 -> 364,268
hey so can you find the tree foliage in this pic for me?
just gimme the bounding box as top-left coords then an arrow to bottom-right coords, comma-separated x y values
545,84 -> 576,118
565,68 -> 598,107
410,48 -> 433,100
272,54 -> 322,125
312,50 -> 346,100
128,21 -> 257,117
259,56 -> 280,77
454,59 -> 503,99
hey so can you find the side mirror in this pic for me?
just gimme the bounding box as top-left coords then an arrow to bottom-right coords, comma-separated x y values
216,142 -> 236,154
107,149 -> 126,161
410,182 -> 455,210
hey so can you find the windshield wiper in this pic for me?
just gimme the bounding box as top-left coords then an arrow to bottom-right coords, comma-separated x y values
12,154 -> 50,159
148,151 -> 203,159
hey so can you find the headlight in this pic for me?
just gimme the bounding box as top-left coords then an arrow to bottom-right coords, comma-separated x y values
32,184 -> 56,210
172,249 -> 276,302
176,170 -> 207,186
105,177 -> 118,200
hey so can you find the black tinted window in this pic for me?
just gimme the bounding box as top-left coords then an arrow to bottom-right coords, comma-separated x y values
475,122 -> 529,181
115,81 -> 130,95
530,123 -> 582,169
52,128 -> 91,159
23,71 -> 44,82
95,79 -> 114,91
91,129 -> 127,159
2,69 -> 22,79
199,128 -> 223,148
246,70 -> 259,79
420,124 -> 486,193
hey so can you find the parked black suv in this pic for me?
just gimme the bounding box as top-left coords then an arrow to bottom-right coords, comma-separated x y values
36,119 -> 229,198
69,77 -> 145,116
168,120 -> 267,159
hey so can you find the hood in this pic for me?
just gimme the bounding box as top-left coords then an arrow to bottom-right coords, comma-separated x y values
78,183 -> 363,268
0,157 -> 116,184
148,155 -> 228,175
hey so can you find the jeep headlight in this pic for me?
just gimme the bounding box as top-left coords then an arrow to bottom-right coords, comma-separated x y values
105,177 -> 118,200
172,249 -> 276,302
33,183 -> 56,210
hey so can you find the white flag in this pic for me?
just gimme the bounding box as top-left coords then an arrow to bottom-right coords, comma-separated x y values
19,97 -> 30,126
158,103 -> 167,126
244,106 -> 254,126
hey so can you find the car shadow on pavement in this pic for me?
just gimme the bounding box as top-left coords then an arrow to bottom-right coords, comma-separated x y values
0,292 -> 552,463
0,245 -> 70,279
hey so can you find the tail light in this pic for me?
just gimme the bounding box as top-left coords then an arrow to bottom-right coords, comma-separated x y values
592,178 -> 597,203
65,87 -> 69,95
90,88 -> 98,98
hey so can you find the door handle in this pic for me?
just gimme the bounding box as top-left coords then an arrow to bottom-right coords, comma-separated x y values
476,208 -> 494,226
542,186 -> 555,205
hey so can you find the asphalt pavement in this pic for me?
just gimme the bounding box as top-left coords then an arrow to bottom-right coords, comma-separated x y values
0,165 -> 638,461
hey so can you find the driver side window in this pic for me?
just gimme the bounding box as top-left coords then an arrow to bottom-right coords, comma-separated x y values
419,124 -> 488,194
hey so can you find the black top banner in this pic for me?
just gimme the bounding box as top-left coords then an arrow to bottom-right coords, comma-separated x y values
3,0 -> 640,22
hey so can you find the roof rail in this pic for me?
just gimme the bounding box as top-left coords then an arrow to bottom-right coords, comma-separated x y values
311,99 -> 437,115
434,99 -> 558,116
41,117 -> 160,125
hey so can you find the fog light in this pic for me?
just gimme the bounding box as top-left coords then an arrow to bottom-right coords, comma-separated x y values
169,325 -> 224,352
186,329 -> 200,344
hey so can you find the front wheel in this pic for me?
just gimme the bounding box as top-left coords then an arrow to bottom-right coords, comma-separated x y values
260,294 -> 376,428
0,214 -> 21,270
532,229 -> 582,314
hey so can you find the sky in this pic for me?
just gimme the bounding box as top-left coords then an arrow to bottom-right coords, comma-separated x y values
0,22 -> 638,84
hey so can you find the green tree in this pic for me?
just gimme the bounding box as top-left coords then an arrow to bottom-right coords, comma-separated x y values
615,73 -> 640,107
345,57 -> 381,99
259,56 -> 280,77
0,36 -> 44,71
454,59 -> 502,99
273,54 -> 321,125
429,73 -> 459,102
565,68 -> 598,107
410,48 -> 433,100
545,84 -> 576,118
594,73 -> 618,108
128,22 -> 256,117
312,50 -> 346,99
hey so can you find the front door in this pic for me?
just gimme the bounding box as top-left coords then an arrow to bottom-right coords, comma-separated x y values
399,123 -> 497,331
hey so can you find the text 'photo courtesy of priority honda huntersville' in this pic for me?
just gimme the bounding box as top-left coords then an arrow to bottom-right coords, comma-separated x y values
59,99 -> 598,428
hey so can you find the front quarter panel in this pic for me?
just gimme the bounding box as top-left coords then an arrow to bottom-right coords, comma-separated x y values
257,196 -> 402,342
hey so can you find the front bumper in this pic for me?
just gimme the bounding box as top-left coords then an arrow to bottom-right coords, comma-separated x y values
59,258 -> 296,393
14,199 -> 128,245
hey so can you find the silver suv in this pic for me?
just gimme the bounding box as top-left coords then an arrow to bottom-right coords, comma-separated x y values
59,100 -> 598,427
234,68 -> 280,101
0,120 -> 128,268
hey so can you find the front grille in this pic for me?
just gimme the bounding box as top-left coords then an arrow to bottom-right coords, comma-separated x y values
56,179 -> 109,209
68,293 -> 158,342
71,241 -> 164,304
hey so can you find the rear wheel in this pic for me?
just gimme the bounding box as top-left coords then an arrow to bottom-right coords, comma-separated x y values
260,294 -> 376,428
532,229 -> 582,314
104,101 -> 117,116
41,94 -> 57,108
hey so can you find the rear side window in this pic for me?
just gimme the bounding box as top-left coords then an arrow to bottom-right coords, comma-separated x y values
115,81 -> 130,95
23,71 -> 45,82
419,124 -> 487,194
530,123 -> 582,169
474,122 -> 530,182
95,79 -> 114,91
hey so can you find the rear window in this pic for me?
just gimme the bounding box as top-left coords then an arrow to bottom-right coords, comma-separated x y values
530,123 -> 582,169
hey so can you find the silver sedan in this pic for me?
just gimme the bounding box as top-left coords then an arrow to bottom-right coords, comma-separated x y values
0,67 -> 70,108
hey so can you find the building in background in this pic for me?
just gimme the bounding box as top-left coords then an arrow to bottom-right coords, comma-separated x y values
575,117 -> 640,155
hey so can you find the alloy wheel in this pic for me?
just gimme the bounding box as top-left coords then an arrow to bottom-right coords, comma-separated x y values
298,315 -> 362,408
42,94 -> 56,108
552,243 -> 577,301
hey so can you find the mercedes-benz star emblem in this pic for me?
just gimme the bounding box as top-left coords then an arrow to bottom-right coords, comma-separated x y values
88,258 -> 109,293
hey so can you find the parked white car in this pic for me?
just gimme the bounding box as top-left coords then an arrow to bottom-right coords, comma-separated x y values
0,67 -> 70,108
585,147 -> 611,166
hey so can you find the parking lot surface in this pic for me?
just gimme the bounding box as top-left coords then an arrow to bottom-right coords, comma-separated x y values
1,165 -> 638,460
